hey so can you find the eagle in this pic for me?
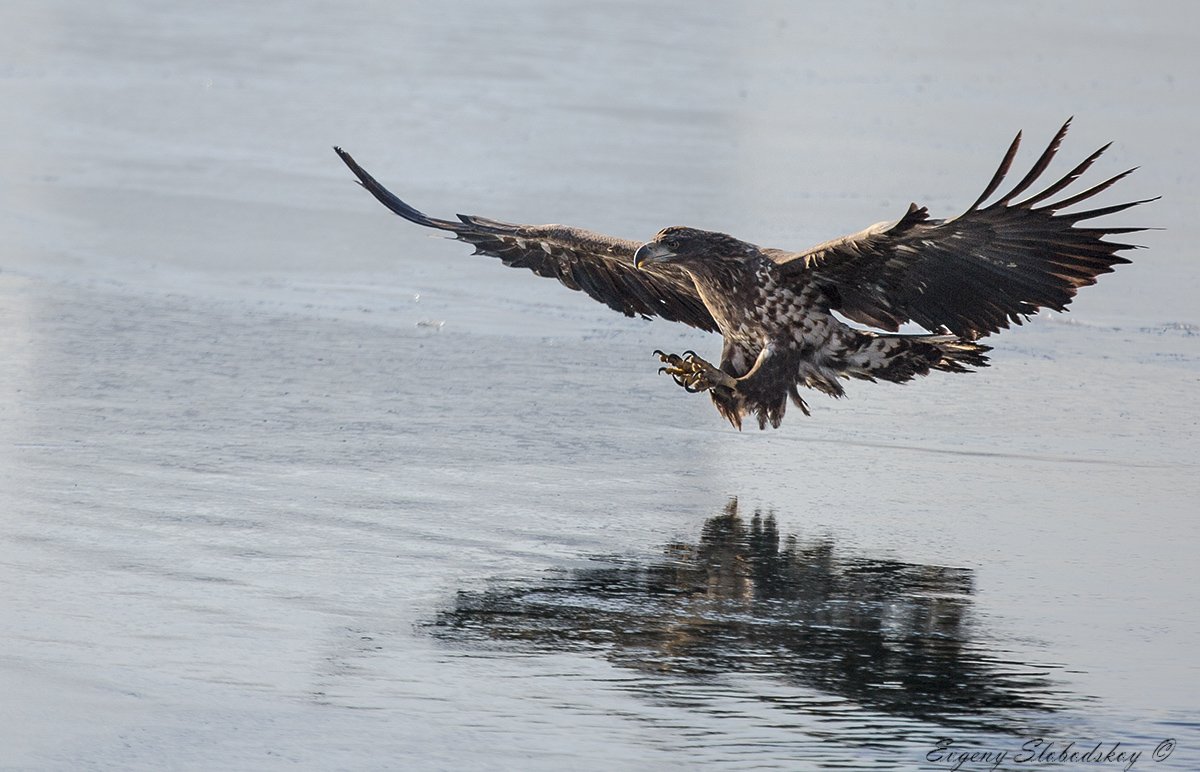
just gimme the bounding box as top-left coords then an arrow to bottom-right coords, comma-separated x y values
334,120 -> 1153,429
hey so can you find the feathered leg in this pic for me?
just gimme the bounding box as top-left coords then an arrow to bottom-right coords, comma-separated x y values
656,347 -> 803,430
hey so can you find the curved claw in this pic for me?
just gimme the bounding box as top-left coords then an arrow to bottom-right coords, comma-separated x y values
655,349 -> 730,395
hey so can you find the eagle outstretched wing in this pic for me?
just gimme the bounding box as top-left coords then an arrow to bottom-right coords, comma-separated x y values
773,119 -> 1156,339
334,148 -> 718,333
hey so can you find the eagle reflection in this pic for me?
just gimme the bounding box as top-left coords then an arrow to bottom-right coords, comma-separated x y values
431,500 -> 1067,729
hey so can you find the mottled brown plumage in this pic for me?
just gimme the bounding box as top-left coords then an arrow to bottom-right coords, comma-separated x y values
335,120 -> 1153,429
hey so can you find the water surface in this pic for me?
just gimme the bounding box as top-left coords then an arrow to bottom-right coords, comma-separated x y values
2,1 -> 1198,769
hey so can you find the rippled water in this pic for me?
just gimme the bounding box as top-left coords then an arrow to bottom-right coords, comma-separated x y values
3,1 -> 1199,770
434,499 -> 1068,733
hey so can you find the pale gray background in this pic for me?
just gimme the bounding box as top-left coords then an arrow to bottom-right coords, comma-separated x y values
1,1 -> 1197,770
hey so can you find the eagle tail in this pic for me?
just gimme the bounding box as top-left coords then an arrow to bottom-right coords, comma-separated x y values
846,333 -> 991,383
710,332 -> 988,430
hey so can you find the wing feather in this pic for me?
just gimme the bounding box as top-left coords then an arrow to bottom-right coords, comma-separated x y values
334,148 -> 718,333
992,118 -> 1071,206
775,121 -> 1155,339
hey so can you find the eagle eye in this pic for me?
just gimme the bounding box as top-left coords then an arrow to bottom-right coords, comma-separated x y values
665,237 -> 681,250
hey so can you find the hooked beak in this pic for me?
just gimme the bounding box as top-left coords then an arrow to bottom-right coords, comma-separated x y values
633,241 -> 676,270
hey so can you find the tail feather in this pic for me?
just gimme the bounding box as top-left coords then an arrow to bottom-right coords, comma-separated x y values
706,332 -> 990,430
928,335 -> 992,372
847,332 -> 991,383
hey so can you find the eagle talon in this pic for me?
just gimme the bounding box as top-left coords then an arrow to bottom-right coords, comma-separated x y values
654,350 -> 734,394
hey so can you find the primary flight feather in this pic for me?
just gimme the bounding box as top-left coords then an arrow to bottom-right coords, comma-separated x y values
335,120 -> 1153,429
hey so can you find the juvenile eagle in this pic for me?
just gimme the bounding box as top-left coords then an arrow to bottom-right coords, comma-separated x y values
335,120 -> 1153,429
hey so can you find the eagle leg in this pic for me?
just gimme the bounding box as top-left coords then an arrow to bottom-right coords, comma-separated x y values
654,350 -> 738,393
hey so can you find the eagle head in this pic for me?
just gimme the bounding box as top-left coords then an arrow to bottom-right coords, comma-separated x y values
634,226 -> 757,270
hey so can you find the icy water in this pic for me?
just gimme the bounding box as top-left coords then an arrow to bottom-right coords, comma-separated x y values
3,1 -> 1199,770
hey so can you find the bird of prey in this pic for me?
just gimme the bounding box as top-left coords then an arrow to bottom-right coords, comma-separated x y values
334,120 -> 1152,429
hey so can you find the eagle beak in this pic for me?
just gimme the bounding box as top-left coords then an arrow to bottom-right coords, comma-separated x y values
634,241 -> 675,270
